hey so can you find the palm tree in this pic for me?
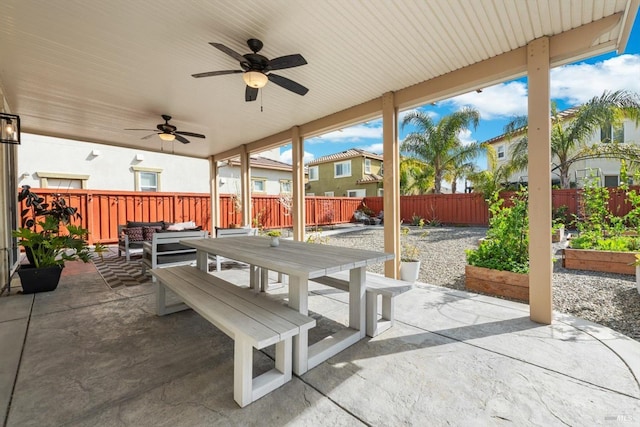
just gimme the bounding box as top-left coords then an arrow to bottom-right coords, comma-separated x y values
399,156 -> 434,195
505,90 -> 640,189
401,107 -> 483,194
467,144 -> 515,198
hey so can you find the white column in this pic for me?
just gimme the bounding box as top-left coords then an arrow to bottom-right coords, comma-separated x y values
382,92 -> 400,278
527,37 -> 553,324
291,126 -> 305,241
209,157 -> 220,232
239,145 -> 251,227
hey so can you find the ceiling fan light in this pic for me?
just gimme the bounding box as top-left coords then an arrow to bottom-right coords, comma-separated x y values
243,71 -> 268,88
159,133 -> 175,141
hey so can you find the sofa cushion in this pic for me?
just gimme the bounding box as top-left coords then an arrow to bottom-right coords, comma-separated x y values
124,226 -> 144,241
143,226 -> 162,240
127,220 -> 165,229
165,221 -> 197,231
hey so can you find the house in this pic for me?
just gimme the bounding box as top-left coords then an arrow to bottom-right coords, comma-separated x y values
18,134 -> 293,195
305,149 -> 383,197
485,109 -> 640,188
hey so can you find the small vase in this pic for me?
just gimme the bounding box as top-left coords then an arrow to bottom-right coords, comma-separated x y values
270,237 -> 279,247
400,260 -> 421,283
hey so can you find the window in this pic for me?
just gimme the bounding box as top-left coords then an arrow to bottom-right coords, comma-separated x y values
36,171 -> 89,189
604,175 -> 619,188
497,145 -> 505,159
309,166 -> 319,181
139,172 -> 158,192
347,189 -> 366,197
364,159 -> 372,174
601,123 -> 624,143
324,191 -> 334,197
279,180 -> 291,193
252,178 -> 266,193
306,193 -> 315,196
377,188 -> 384,196
132,166 -> 162,192
334,160 -> 352,178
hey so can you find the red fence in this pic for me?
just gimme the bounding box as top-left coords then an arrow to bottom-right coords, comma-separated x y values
19,187 -> 639,244
20,189 -> 363,244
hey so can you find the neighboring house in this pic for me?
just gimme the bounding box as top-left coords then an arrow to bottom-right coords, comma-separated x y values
219,155 -> 298,196
305,148 -> 383,197
18,134 -> 292,194
485,109 -> 640,188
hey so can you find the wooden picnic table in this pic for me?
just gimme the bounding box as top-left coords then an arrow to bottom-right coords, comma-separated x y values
181,236 -> 394,375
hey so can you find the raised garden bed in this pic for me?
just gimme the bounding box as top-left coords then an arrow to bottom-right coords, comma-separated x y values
465,265 -> 529,302
563,248 -> 637,275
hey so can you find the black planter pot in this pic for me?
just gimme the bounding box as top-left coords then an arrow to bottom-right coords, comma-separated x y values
17,265 -> 63,294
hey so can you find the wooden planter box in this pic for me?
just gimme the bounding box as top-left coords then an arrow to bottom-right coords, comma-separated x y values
563,248 -> 637,275
465,265 -> 529,302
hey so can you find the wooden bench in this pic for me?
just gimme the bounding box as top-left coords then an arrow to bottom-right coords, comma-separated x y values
152,265 -> 315,407
141,230 -> 209,281
214,227 -> 259,271
310,270 -> 413,337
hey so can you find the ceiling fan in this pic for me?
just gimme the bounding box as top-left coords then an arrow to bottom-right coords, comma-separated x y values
192,38 -> 308,102
125,115 -> 205,144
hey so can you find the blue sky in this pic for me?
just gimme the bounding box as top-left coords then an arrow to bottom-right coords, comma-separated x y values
281,14 -> 640,170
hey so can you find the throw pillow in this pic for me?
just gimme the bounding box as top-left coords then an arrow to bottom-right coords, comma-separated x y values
143,226 -> 162,240
124,226 -> 144,241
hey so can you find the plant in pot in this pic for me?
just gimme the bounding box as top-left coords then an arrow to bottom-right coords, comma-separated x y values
399,226 -> 421,283
266,230 -> 282,247
632,254 -> 640,295
13,185 -> 105,293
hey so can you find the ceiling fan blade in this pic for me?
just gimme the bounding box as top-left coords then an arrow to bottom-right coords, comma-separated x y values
174,134 -> 190,144
192,69 -> 243,78
175,131 -> 205,138
268,74 -> 309,96
245,86 -> 259,102
210,42 -> 247,64
125,128 -> 156,131
269,54 -> 307,70
141,133 -> 158,140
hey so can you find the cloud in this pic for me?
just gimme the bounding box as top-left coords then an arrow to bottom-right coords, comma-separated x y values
443,81 -> 528,119
307,123 -> 383,144
458,129 -> 476,146
280,148 -> 314,164
550,54 -> 640,105
356,143 -> 383,153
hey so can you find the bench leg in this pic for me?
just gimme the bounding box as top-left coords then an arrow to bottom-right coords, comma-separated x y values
365,292 -> 394,337
234,337 -> 253,407
156,281 -> 189,316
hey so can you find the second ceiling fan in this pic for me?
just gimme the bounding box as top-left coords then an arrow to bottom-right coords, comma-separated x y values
192,38 -> 308,102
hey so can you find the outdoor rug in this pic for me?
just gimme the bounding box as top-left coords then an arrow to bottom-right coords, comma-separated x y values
92,250 -> 150,289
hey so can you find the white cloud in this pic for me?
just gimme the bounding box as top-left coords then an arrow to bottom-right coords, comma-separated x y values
307,123 -> 383,144
356,143 -> 383,153
550,54 -> 640,105
443,81 -> 528,120
280,148 -> 314,165
458,129 -> 476,146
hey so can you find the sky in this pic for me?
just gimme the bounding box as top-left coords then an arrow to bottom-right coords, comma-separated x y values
280,13 -> 640,170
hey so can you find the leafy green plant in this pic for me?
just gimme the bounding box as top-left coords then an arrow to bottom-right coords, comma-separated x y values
401,243 -> 419,262
266,230 -> 281,237
410,214 -> 424,227
466,189 -> 529,273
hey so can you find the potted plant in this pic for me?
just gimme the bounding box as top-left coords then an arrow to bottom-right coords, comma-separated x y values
266,230 -> 282,247
400,241 -> 421,283
13,185 -> 105,293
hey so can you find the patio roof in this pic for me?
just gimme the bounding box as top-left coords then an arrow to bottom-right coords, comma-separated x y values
0,1 -> 637,158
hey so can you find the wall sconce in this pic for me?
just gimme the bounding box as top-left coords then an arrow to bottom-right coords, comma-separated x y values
91,149 -> 101,156
0,113 -> 20,144
135,154 -> 144,161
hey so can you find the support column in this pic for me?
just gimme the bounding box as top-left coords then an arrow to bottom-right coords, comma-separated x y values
382,92 -> 400,278
291,126 -> 305,241
209,157 -> 220,231
239,145 -> 251,227
527,37 -> 553,324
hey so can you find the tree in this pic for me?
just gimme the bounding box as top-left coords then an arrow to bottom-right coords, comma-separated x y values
467,144 -> 515,198
399,156 -> 434,195
401,107 -> 483,194
505,90 -> 640,189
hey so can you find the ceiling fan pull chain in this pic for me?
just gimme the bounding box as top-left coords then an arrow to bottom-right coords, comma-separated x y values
260,90 -> 263,113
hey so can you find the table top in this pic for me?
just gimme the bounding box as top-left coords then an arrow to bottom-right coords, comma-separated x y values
181,236 -> 394,279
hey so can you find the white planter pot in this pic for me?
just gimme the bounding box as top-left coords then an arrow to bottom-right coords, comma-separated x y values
636,265 -> 640,295
270,237 -> 280,247
400,260 -> 421,283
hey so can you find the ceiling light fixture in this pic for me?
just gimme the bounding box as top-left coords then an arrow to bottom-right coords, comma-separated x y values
159,133 -> 175,141
243,71 -> 268,88
5,119 -> 14,134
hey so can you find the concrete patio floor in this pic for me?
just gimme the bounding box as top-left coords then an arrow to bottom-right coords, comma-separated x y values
1,258 -> 639,426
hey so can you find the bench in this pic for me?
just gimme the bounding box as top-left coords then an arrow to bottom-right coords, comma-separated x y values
152,265 -> 315,407
310,270 -> 413,337
141,230 -> 209,281
214,227 -> 259,271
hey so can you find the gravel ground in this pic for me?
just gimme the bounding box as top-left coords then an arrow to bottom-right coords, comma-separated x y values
326,226 -> 640,341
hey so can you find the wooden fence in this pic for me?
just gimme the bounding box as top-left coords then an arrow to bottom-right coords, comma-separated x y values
19,187 -> 639,244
